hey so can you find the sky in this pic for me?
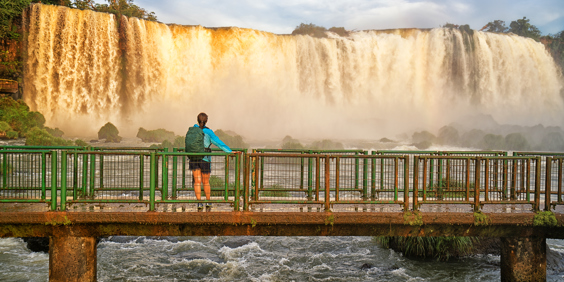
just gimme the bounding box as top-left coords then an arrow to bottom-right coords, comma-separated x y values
133,0 -> 564,35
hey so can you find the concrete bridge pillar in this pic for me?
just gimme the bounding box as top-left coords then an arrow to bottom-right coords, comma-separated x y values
500,237 -> 546,282
49,234 -> 97,282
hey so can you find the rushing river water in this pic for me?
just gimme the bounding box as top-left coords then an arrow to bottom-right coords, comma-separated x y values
1,236 -> 564,281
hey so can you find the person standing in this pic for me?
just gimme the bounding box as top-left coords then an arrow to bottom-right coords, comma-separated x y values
188,112 -> 232,210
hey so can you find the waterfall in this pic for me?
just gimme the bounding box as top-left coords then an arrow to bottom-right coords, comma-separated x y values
23,4 -> 564,139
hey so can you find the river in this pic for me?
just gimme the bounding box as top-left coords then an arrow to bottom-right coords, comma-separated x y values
1,236 -> 563,281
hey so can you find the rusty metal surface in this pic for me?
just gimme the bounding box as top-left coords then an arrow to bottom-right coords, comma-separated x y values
1,211 -> 563,238
500,237 -> 546,281
49,234 -> 97,282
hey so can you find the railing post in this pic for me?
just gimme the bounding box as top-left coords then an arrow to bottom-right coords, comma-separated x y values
81,149 -> 88,198
72,151 -> 78,200
243,154 -> 250,211
234,152 -> 240,211
224,155 -> 230,201
534,157 -> 541,211
474,158 -> 481,212
60,151 -> 67,211
362,151 -> 368,201
403,156 -> 409,211
139,153 -> 144,201
89,153 -> 95,198
559,158 -> 563,204
325,156 -> 330,211
172,148 -> 178,199
545,157 -> 552,211
370,153 -> 376,200
466,158 -> 471,202
315,156 -> 321,202
99,154 -> 104,189
307,151 -> 313,201
254,156 -> 259,202
161,149 -> 168,200
413,156 -> 419,211
149,151 -> 156,211
2,151 -> 7,189
50,151 -> 57,211
335,157 -> 340,202
394,157 -> 399,202
355,152 -> 360,193
41,152 -> 46,200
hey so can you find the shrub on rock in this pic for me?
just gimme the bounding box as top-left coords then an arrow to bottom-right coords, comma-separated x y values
98,122 -> 122,143
25,127 -> 73,146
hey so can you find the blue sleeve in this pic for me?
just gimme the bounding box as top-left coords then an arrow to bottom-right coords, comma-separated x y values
204,128 -> 232,153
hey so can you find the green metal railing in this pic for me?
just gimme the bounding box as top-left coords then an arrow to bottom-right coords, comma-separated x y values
0,148 -> 563,212
546,157 -> 564,210
0,150 -> 58,209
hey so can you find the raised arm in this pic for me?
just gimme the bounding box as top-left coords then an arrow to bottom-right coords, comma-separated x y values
204,128 -> 232,153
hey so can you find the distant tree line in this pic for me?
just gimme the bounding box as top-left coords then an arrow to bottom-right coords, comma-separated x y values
0,0 -> 157,40
36,0 -> 157,21
291,23 -> 349,38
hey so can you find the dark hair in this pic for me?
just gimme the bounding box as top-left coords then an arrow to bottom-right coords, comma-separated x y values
197,112 -> 208,129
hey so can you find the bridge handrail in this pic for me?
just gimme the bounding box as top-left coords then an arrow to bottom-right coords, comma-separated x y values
1,149 -> 564,212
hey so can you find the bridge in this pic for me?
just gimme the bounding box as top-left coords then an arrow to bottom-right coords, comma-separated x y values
0,146 -> 563,281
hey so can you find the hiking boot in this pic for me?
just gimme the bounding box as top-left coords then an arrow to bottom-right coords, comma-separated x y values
197,203 -> 204,210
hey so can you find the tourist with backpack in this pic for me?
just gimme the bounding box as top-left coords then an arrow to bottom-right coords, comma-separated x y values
185,112 -> 232,211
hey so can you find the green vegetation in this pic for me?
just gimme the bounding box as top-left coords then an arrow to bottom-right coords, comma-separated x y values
97,122 -> 121,143
291,23 -> 349,38
479,134 -> 504,150
427,178 -> 474,200
504,133 -> 530,151
533,211 -> 557,227
281,135 -> 305,150
0,163 -> 14,175
310,139 -> 344,150
215,129 -> 249,149
375,236 -> 479,261
403,211 -> 423,226
45,127 -> 64,138
209,175 -> 237,197
0,97 -> 45,137
25,127 -> 73,146
260,184 -> 290,197
474,211 -> 490,226
74,139 -> 89,147
0,121 -> 17,139
0,0 -> 32,39
541,132 -> 564,152
35,0 -> 157,21
437,126 -> 459,145
137,127 -> 176,143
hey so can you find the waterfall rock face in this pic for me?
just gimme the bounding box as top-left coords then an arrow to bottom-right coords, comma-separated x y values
23,4 -> 564,139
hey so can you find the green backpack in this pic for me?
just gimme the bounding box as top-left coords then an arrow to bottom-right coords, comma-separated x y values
185,126 -> 205,161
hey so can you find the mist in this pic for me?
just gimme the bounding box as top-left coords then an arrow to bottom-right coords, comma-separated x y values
23,4 -> 564,144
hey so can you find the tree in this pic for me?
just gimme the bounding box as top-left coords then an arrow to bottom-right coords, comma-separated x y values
292,23 -> 327,38
94,0 -> 157,21
0,0 -> 32,39
509,17 -> 541,41
481,20 -> 508,33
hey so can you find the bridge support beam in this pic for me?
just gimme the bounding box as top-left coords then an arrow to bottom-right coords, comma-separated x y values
500,237 -> 546,282
49,234 -> 97,282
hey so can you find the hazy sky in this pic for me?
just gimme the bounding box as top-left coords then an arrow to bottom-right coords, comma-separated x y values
134,0 -> 564,35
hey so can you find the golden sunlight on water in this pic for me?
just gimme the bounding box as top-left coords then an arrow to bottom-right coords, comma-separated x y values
23,4 -> 563,140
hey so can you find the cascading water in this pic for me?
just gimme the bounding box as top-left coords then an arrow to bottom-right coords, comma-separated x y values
23,4 -> 563,140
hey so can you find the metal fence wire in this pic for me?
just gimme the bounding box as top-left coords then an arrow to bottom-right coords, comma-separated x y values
1,149 -> 563,212
547,157 -> 564,208
159,152 -> 240,206
0,150 -> 55,204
